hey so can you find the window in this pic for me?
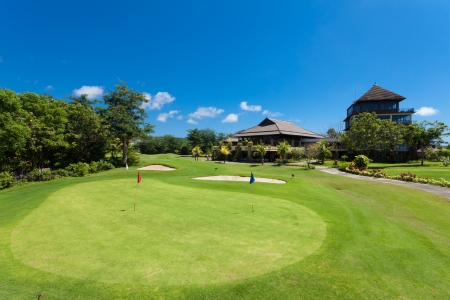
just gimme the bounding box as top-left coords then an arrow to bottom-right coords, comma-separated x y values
354,105 -> 360,111
347,106 -> 353,116
380,102 -> 397,109
377,115 -> 390,120
362,103 -> 378,110
392,115 -> 410,121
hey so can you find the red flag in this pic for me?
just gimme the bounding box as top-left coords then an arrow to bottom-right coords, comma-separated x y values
137,172 -> 142,183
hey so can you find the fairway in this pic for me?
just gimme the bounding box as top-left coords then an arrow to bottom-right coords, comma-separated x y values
2,154 -> 450,299
11,179 -> 326,285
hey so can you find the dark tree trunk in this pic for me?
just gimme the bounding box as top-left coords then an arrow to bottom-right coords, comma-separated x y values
122,135 -> 128,165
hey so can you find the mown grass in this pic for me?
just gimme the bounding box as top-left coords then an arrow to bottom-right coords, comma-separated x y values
1,154 -> 450,299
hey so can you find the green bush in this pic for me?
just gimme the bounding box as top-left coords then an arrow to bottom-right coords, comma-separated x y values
340,155 -> 348,162
89,160 -> 115,173
51,169 -> 72,178
0,172 -> 15,189
338,162 -> 350,171
65,162 -> 90,177
127,151 -> 140,165
26,169 -> 55,182
425,147 -> 439,161
354,155 -> 370,168
440,156 -> 450,167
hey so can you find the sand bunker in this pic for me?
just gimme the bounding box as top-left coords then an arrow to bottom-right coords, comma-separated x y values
193,176 -> 285,184
137,165 -> 177,171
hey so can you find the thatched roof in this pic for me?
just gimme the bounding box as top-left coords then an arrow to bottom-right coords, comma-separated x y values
355,84 -> 406,103
232,118 -> 323,139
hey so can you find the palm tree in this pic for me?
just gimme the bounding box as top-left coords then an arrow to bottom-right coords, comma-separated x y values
191,145 -> 203,161
255,144 -> 267,165
220,145 -> 231,163
277,141 -> 291,162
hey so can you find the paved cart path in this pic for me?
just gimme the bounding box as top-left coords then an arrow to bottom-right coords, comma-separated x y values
316,166 -> 450,200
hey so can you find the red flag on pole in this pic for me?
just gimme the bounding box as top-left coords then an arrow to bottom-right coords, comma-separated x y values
137,172 -> 142,183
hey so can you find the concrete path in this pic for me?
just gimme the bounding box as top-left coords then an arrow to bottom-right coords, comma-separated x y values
316,166 -> 450,200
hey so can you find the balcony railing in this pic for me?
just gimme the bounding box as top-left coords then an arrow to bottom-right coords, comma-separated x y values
348,108 -> 415,117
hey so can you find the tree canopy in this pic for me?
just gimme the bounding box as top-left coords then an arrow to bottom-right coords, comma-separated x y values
101,81 -> 154,165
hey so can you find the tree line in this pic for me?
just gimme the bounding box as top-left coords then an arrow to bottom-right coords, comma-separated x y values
135,128 -> 230,156
341,112 -> 449,164
0,82 -> 151,173
1,83 -> 232,175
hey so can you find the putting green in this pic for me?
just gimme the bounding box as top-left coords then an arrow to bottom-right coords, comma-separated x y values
11,179 -> 326,285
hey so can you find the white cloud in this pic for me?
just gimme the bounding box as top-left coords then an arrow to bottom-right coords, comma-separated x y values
177,115 -> 183,120
222,113 -> 239,123
188,106 -> 224,120
240,101 -> 262,112
262,110 -> 283,117
72,85 -> 104,100
415,107 -> 439,116
142,92 -> 175,110
187,118 -> 198,124
157,110 -> 179,122
45,85 -> 54,91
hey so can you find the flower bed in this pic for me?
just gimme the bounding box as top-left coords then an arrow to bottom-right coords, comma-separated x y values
341,163 -> 450,188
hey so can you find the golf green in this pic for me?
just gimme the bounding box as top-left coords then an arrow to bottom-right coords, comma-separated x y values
11,178 -> 326,285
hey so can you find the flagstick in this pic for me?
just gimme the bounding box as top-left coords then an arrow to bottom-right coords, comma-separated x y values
252,184 -> 254,212
134,182 -> 138,211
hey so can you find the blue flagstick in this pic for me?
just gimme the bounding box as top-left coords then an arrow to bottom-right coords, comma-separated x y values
250,172 -> 255,212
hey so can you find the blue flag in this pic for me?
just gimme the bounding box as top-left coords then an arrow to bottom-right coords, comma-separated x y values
250,172 -> 255,184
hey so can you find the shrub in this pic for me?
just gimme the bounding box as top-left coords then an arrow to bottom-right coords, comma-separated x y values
65,163 -> 90,177
340,155 -> 348,162
89,160 -> 115,173
26,169 -> 55,182
0,172 -> 15,189
338,162 -> 350,171
440,156 -> 450,167
354,155 -> 370,168
51,169 -> 72,178
425,147 -> 439,161
127,151 -> 140,165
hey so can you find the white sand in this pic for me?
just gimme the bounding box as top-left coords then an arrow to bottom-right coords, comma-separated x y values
137,165 -> 177,171
193,176 -> 285,184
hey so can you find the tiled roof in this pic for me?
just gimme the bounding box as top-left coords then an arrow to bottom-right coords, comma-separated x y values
232,118 -> 323,139
355,84 -> 406,103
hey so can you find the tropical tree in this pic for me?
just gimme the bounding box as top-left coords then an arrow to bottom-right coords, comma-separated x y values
254,144 -> 267,165
377,121 -> 406,160
220,145 -> 231,163
291,147 -> 305,161
191,146 -> 203,161
187,129 -> 203,151
341,112 -> 383,156
101,81 -> 154,165
304,143 -> 319,169
19,92 -> 69,169
325,127 -> 342,159
404,121 -> 450,165
276,141 -> 291,161
313,140 -> 332,164
65,103 -> 109,163
0,88 -> 30,171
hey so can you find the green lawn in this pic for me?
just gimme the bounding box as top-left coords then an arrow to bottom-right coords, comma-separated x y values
1,154 -> 450,299
369,161 -> 450,181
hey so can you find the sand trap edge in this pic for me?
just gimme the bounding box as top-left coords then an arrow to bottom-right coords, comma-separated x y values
137,165 -> 177,171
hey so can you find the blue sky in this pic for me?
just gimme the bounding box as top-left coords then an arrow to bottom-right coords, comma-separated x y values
1,0 -> 449,138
